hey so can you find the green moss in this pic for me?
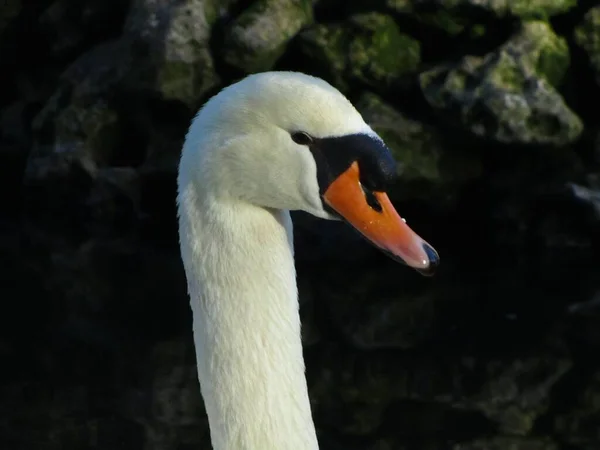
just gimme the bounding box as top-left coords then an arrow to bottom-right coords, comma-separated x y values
156,59 -> 216,106
156,61 -> 194,101
445,69 -> 468,93
509,0 -> 577,19
535,42 -> 570,87
511,21 -> 570,87
348,13 -> 421,87
203,1 -> 221,26
470,24 -> 487,39
299,13 -> 420,90
488,52 -> 527,93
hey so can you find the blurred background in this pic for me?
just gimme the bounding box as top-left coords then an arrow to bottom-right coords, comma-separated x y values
1,0 -> 599,449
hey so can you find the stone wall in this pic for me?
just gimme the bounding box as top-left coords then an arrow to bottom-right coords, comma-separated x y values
1,0 -> 599,449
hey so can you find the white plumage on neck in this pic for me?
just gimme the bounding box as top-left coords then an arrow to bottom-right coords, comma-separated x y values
177,188 -> 318,450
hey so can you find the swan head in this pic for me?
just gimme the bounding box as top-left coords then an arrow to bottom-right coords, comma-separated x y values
180,71 -> 439,275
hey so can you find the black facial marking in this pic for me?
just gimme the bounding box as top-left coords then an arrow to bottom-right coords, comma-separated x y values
301,132 -> 398,195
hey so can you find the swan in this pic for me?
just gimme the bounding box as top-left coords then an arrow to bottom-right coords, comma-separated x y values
176,71 -> 439,450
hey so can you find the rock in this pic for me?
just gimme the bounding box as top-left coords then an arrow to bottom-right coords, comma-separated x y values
122,0 -> 222,106
222,0 -> 313,73
299,12 -> 420,90
387,0 -> 576,20
25,42 -> 129,221
505,20 -> 570,88
25,0 -> 223,221
355,92 -> 481,204
420,21 -> 583,146
575,6 -> 600,86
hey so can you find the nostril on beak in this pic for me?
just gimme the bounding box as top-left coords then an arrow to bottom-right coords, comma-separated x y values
417,243 -> 439,276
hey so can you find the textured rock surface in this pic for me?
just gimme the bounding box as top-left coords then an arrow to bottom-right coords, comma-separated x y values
1,0 -> 600,449
387,0 -> 577,19
299,12 -> 421,90
420,21 -> 582,146
121,0 -> 222,105
223,0 -> 313,72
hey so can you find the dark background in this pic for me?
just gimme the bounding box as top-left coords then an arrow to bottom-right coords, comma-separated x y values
1,0 -> 600,449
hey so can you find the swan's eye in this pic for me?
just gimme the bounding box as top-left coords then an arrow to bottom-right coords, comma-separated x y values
360,182 -> 383,213
291,131 -> 313,146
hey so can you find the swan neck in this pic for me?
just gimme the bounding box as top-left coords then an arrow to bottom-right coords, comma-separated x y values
179,197 -> 318,450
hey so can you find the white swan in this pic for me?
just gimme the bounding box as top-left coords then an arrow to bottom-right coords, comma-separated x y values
176,71 -> 439,450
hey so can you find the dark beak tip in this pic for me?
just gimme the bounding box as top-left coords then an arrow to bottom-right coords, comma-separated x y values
418,243 -> 439,277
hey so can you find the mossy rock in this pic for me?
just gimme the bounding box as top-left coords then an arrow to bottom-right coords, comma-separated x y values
348,13 -> 421,88
299,12 -> 420,91
575,6 -> 600,85
356,92 -> 481,204
28,91 -> 124,190
419,21 -> 582,146
28,40 -> 131,184
412,0 -> 576,20
222,0 -> 313,73
386,0 -> 575,36
507,21 -> 570,87
505,0 -> 577,19
123,0 -> 222,107
385,0 -> 470,35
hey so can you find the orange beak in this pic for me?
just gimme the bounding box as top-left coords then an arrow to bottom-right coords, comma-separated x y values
323,162 -> 439,275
